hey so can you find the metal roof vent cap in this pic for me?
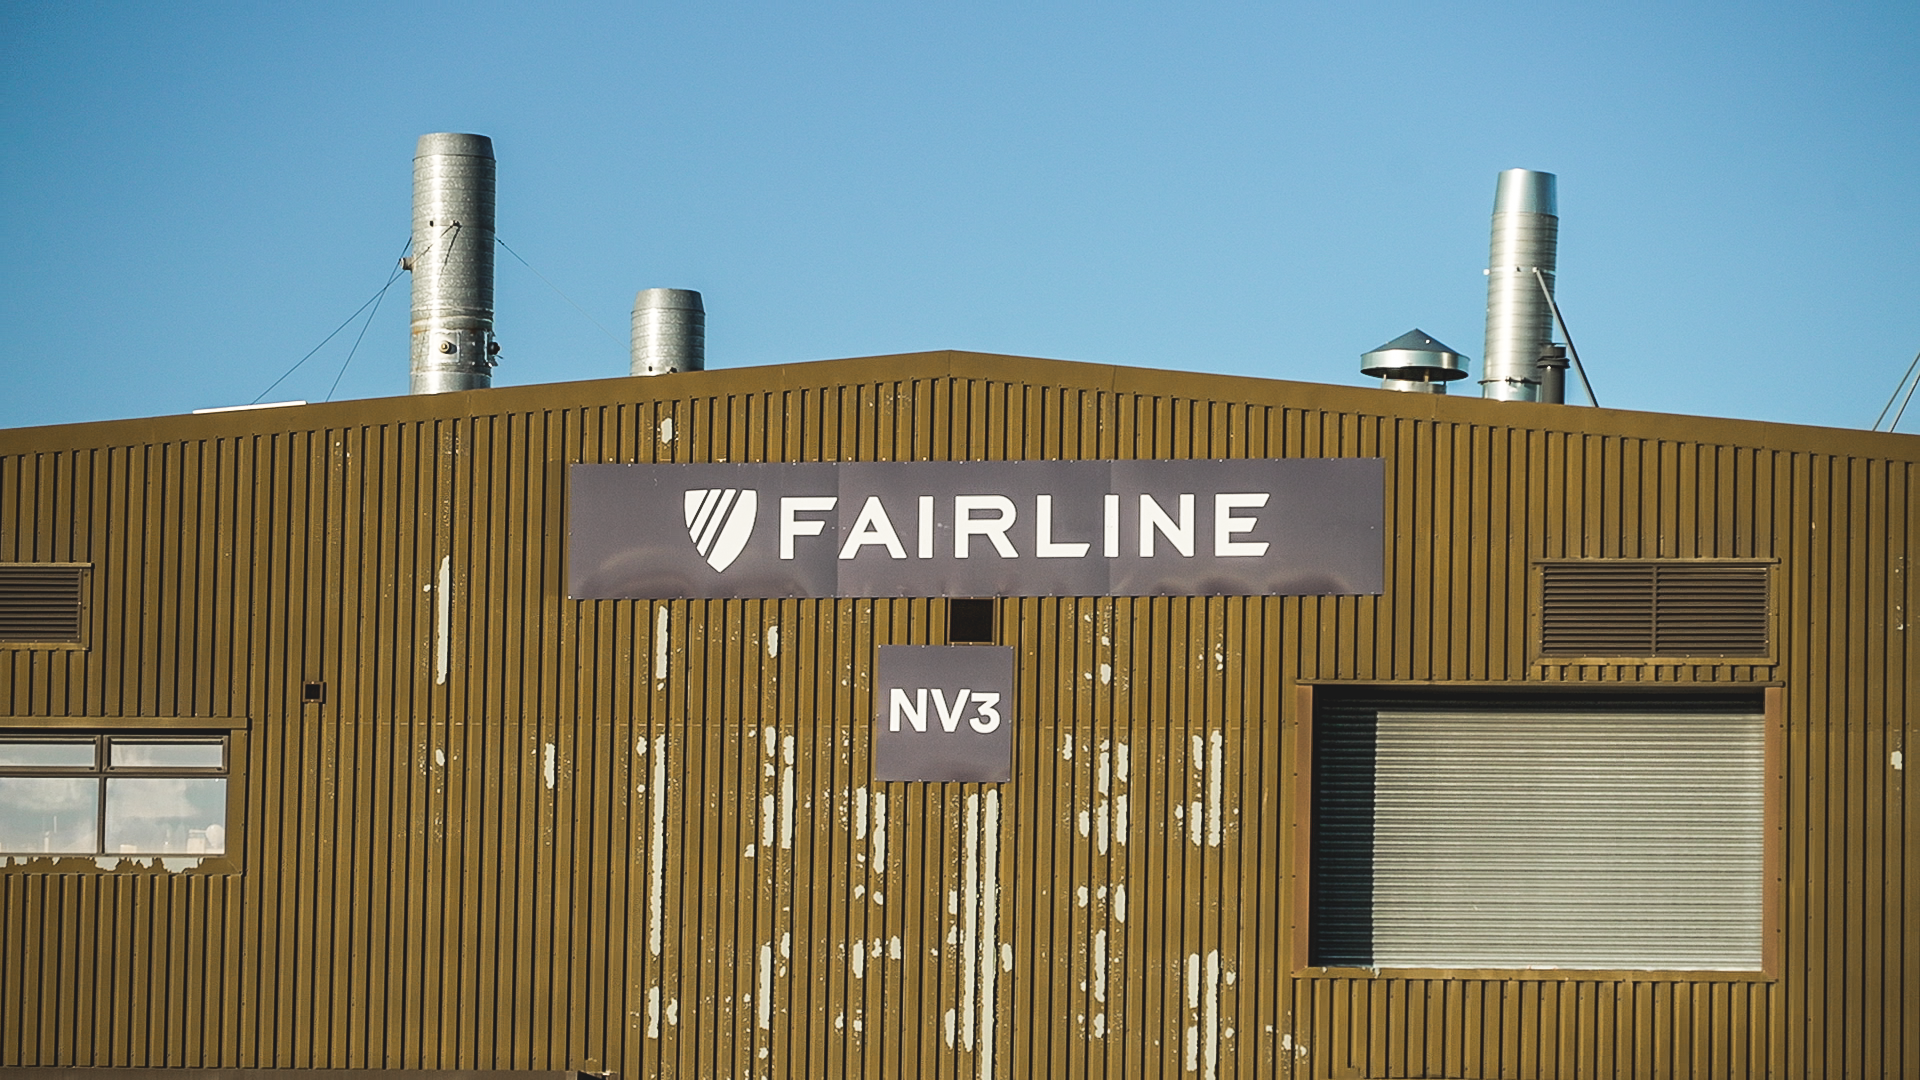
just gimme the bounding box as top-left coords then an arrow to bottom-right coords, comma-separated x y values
631,288 -> 705,375
1361,329 -> 1470,394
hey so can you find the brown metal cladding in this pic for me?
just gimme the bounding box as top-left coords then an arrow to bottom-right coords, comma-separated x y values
1,350 -> 1915,1077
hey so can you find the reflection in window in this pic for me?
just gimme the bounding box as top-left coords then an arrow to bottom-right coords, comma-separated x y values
0,735 -> 229,857
0,777 -> 96,853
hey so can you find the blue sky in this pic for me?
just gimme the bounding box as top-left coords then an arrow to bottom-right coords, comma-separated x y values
3,1 -> 1917,432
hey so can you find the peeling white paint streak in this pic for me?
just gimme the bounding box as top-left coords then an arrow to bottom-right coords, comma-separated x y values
854,787 -> 869,840
434,556 -> 450,685
979,788 -> 1002,1079
960,792 -> 982,1052
1203,948 -> 1221,1080
780,735 -> 796,849
1092,930 -> 1108,1003
757,943 -> 773,1029
871,791 -> 888,871
542,742 -> 556,791
766,624 -> 780,657
652,605 -> 669,683
658,415 -> 674,442
646,985 -> 661,1038
1895,750 -> 1906,771
761,794 -> 775,848
1208,731 -> 1224,847
647,735 -> 670,956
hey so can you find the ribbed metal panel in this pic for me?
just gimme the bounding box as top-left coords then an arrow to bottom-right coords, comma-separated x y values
1,351 -> 1915,1078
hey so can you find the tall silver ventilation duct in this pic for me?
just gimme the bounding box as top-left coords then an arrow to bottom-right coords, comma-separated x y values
1479,169 -> 1557,402
630,288 -> 705,375
408,133 -> 497,395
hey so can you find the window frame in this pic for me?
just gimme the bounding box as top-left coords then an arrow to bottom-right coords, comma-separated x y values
0,716 -> 247,871
1290,683 -> 1783,982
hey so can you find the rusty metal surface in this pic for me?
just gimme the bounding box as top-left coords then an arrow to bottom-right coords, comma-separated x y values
1,351 -> 1915,1077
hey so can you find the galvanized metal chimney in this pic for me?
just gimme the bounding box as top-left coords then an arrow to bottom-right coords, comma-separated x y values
630,288 -> 705,375
408,133 -> 497,395
1480,169 -> 1557,402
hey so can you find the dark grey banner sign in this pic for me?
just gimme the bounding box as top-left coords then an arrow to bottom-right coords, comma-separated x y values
568,458 -> 1383,599
872,646 -> 1015,783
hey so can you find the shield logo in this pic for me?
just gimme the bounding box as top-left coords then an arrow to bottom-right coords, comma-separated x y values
683,488 -> 758,573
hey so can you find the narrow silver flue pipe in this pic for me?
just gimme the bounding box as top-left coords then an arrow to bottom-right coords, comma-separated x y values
630,288 -> 705,375
1479,169 -> 1557,402
408,133 -> 497,394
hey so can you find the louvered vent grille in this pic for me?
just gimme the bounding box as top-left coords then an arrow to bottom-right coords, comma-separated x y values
1540,561 -> 1770,658
0,564 -> 87,643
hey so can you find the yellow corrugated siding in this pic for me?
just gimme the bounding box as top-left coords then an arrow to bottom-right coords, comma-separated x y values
1,351 -> 1915,1077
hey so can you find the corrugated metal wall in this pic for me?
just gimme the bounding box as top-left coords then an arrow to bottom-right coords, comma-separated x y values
2,352 -> 1914,1078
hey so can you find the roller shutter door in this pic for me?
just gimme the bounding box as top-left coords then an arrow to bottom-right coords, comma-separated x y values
1313,693 -> 1765,970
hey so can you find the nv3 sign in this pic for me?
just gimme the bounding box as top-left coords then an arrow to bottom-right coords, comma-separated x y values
872,646 -> 1015,782
567,458 -> 1384,599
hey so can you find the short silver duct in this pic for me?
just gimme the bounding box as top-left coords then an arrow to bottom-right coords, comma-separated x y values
1479,169 -> 1557,402
631,288 -> 705,375
408,133 -> 497,394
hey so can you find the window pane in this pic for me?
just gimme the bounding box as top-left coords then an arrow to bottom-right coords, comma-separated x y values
0,777 -> 98,853
109,740 -> 223,769
0,740 -> 97,768
104,777 -> 226,854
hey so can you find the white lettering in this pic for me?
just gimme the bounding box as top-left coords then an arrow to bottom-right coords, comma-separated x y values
933,688 -> 971,732
1213,493 -> 1270,557
918,496 -> 935,559
970,693 -> 1002,733
780,496 -> 836,559
839,496 -> 907,560
954,495 -> 1018,559
890,687 -> 928,732
1034,495 -> 1090,558
1139,493 -> 1195,557
1104,494 -> 1120,558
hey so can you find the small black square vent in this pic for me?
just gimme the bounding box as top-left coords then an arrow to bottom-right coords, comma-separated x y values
947,598 -> 997,644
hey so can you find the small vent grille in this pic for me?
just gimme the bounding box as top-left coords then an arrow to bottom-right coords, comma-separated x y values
0,564 -> 87,644
1540,561 -> 1770,658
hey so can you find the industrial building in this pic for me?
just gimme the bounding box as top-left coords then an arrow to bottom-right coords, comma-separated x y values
1,143 -> 1914,1079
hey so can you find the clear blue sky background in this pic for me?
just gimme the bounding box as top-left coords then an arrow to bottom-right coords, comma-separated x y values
3,1 -> 1917,432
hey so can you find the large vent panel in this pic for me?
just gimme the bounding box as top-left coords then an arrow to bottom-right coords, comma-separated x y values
0,564 -> 87,644
1540,561 -> 1772,659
